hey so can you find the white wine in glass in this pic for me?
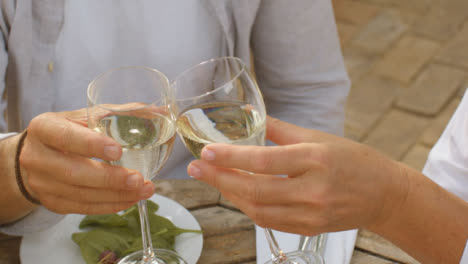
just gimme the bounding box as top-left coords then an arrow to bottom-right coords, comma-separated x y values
176,101 -> 265,158
87,66 -> 186,264
172,57 -> 323,264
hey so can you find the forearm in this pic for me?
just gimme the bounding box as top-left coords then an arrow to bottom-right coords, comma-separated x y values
0,134 -> 37,225
370,162 -> 468,264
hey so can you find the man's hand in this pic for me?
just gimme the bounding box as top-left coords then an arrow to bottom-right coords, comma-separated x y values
19,109 -> 154,215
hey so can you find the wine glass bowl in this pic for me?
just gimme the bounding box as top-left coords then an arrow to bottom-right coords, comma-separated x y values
173,57 -> 266,158
87,66 -> 186,264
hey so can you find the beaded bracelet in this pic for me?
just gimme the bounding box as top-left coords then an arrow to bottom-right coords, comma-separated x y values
15,130 -> 41,205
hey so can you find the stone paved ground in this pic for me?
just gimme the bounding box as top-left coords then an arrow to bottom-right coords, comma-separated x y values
333,0 -> 468,262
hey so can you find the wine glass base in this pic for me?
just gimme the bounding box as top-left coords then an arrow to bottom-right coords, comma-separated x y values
118,249 -> 187,264
263,250 -> 324,264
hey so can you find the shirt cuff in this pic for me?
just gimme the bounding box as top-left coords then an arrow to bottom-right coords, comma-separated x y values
460,239 -> 468,264
0,207 -> 64,236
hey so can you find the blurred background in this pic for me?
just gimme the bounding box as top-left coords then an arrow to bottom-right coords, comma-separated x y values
334,0 -> 466,262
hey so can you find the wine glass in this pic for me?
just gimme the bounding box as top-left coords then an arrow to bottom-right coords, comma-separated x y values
87,66 -> 187,264
172,57 -> 323,264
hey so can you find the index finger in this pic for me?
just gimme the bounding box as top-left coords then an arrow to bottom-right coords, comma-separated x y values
29,113 -> 122,160
200,143 -> 325,175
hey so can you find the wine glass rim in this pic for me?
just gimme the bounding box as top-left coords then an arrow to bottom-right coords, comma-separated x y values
172,56 -> 247,102
87,66 -> 170,112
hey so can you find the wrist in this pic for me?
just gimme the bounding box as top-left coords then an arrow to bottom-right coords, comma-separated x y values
367,159 -> 410,232
0,133 -> 38,224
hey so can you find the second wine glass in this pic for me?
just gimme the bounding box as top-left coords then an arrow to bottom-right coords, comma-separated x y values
87,66 -> 187,264
172,57 -> 323,264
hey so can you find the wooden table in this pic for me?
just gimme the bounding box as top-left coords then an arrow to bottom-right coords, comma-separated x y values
0,179 -> 419,264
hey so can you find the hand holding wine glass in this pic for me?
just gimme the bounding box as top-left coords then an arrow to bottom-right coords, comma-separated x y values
16,107 -> 155,217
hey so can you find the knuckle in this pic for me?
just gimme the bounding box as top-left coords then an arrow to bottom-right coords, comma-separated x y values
29,113 -> 57,143
57,123 -> 72,151
95,161 -> 116,188
28,113 -> 48,134
103,165 -> 118,187
245,177 -> 261,203
252,148 -> 272,172
64,162 -> 76,183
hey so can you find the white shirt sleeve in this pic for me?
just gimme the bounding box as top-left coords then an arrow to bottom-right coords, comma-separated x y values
422,89 -> 468,202
461,240 -> 468,264
422,90 -> 468,263
0,207 -> 64,236
0,132 -> 17,140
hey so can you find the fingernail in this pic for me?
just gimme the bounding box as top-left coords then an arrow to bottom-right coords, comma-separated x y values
201,148 -> 216,161
188,164 -> 201,179
127,174 -> 142,189
104,145 -> 120,160
141,183 -> 155,198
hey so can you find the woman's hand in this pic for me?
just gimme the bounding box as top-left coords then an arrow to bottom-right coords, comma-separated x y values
187,117 -> 407,236
19,109 -> 155,215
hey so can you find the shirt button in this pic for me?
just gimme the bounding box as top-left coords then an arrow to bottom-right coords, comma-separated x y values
48,61 -> 54,73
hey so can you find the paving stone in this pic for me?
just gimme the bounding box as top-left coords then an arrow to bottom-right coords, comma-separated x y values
333,0 -> 380,26
337,22 -> 358,47
360,0 -> 431,14
396,64 -> 464,115
363,110 -> 429,160
458,80 -> 468,98
343,48 -> 378,82
192,206 -> 254,237
413,5 -> 468,41
154,179 -> 220,209
198,230 -> 256,264
373,35 -> 439,83
392,0 -> 432,14
352,10 -> 407,54
345,75 -> 402,141
388,8 -> 419,27
436,22 -> 468,68
356,229 -> 420,264
401,144 -> 431,171
420,98 -> 461,146
351,250 -> 395,264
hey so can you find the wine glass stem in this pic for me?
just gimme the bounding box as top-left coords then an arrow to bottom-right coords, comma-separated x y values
315,234 -> 327,257
138,200 -> 159,264
264,228 -> 288,263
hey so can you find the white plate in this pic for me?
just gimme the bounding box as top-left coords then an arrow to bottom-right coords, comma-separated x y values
20,194 -> 203,264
